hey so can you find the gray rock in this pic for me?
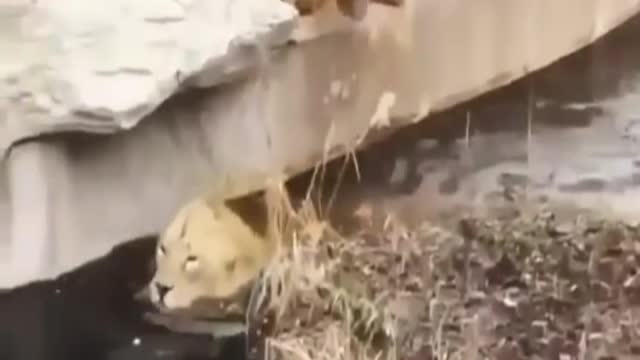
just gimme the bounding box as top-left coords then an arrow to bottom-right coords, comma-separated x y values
0,0 -> 297,152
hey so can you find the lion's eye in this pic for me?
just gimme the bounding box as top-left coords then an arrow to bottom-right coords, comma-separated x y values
184,255 -> 200,273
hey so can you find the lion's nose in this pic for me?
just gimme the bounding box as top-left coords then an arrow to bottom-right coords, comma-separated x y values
154,283 -> 173,302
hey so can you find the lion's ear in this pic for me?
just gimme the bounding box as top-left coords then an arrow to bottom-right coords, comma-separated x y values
223,190 -> 269,237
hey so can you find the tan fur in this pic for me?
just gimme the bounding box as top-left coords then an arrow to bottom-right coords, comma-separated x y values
149,188 -> 284,312
292,0 -> 368,19
292,0 -> 328,15
291,0 -> 403,20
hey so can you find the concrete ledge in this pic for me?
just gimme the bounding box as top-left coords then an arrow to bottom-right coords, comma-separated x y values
2,0 -> 640,287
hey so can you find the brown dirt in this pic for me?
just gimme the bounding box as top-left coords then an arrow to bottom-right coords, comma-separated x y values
258,199 -> 640,360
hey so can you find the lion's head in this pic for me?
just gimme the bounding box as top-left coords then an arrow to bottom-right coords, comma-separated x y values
149,191 -> 276,313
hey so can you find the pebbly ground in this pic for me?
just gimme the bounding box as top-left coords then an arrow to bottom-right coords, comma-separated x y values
265,200 -> 640,360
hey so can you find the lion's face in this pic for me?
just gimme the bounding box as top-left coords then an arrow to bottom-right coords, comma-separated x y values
149,198 -> 272,312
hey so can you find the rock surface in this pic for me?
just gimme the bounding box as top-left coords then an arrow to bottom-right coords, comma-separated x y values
0,0 -> 297,152
2,0 -> 639,288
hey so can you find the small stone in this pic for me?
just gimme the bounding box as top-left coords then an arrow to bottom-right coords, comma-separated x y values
531,320 -> 547,338
551,222 -> 574,236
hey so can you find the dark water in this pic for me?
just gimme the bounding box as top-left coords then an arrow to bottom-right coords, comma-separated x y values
5,11 -> 640,360
0,235 -> 245,360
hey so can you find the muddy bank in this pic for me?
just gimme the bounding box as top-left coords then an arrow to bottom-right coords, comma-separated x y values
266,203 -> 640,360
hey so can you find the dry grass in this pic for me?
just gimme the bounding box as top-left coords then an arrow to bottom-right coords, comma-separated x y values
260,202 -> 395,360
236,96 -> 640,359
243,177 -> 640,360
247,176 -> 467,360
